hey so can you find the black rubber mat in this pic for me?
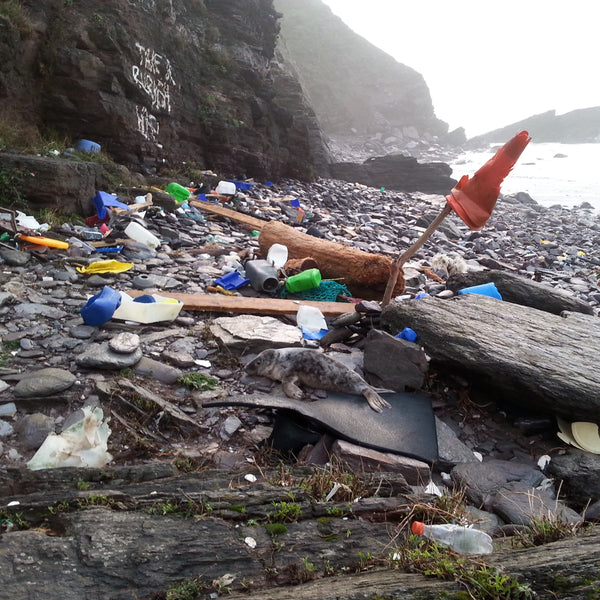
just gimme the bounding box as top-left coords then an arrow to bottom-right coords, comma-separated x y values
204,391 -> 438,464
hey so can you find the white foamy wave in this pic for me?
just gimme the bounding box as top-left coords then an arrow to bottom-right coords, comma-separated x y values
449,142 -> 600,210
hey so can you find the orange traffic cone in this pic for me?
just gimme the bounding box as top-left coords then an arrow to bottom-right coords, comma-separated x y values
381,130 -> 531,306
446,130 -> 531,230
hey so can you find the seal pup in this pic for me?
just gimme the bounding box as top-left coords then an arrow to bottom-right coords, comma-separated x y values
245,347 -> 391,413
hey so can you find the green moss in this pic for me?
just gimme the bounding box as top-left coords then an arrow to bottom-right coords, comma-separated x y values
264,523 -> 287,536
176,372 -> 218,391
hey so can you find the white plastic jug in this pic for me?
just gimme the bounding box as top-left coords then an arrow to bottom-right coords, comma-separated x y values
124,221 -> 161,250
215,181 -> 237,195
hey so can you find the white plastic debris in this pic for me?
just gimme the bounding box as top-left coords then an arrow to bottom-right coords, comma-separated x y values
244,473 -> 257,483
244,536 -> 257,549
472,451 -> 483,462
325,482 -> 342,502
267,243 -> 288,269
537,454 -> 551,469
424,480 -> 444,497
27,407 -> 112,470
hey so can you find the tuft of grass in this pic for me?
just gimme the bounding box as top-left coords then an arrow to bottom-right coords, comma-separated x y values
0,167 -> 27,209
177,372 -> 218,391
512,513 -> 583,548
391,536 -> 535,600
268,498 -> 302,523
148,498 -> 213,520
166,577 -> 203,600
0,0 -> 32,35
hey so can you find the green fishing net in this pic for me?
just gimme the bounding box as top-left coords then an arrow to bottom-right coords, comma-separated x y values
281,280 -> 352,302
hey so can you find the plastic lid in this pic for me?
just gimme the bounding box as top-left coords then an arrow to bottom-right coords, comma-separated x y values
411,521 -> 425,535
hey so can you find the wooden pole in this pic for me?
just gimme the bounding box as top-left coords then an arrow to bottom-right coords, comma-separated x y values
381,203 -> 453,307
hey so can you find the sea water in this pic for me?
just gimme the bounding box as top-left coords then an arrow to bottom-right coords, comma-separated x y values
448,142 -> 600,211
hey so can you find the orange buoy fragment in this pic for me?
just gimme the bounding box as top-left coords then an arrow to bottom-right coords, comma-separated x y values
446,130 -> 531,230
17,234 -> 69,249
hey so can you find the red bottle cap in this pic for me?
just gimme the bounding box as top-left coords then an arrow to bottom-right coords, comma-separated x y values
411,521 -> 425,535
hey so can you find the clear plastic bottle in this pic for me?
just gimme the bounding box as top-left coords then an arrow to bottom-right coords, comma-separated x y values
411,521 -> 493,554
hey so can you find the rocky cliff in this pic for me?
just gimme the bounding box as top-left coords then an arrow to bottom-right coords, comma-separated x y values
468,107 -> 600,146
0,0 -> 330,179
274,0 -> 459,160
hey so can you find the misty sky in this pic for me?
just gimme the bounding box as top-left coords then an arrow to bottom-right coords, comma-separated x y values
322,0 -> 599,137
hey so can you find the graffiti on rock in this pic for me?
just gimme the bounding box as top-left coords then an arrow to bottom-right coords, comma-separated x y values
136,105 -> 160,142
132,42 -> 175,113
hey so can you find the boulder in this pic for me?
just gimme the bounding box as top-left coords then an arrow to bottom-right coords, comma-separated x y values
329,154 -> 456,194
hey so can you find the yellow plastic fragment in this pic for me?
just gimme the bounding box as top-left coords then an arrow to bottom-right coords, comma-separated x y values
577,250 -> 586,257
77,260 -> 134,274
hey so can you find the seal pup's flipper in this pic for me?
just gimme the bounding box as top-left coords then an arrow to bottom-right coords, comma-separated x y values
281,375 -> 303,400
364,389 -> 391,413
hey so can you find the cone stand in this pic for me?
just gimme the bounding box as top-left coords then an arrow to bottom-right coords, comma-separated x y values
381,203 -> 452,307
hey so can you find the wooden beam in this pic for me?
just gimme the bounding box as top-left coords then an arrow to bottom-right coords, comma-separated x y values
126,291 -> 355,316
189,200 -> 268,231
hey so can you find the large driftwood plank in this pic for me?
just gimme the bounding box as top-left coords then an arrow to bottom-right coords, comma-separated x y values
380,294 -> 600,421
126,291 -> 354,316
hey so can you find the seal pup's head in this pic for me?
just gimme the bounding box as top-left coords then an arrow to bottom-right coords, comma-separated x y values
245,348 -> 278,377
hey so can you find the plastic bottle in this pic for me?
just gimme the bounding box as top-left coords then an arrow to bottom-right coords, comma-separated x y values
411,522 -> 493,554
285,268 -> 321,293
124,221 -> 161,250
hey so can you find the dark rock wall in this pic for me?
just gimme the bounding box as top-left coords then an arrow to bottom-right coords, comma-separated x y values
1,0 -> 329,179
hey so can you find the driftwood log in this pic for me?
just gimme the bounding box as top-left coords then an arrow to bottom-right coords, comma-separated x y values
380,294 -> 600,421
257,221 -> 405,298
1,465 -> 598,600
446,270 -> 594,315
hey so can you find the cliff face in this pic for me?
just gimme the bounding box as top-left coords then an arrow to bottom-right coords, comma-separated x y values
274,0 -> 454,159
0,0 -> 329,179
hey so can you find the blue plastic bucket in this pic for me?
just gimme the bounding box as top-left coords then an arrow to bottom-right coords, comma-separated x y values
458,282 -> 503,300
76,139 -> 101,153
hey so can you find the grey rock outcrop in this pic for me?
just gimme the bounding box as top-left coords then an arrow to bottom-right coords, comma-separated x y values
380,295 -> 600,421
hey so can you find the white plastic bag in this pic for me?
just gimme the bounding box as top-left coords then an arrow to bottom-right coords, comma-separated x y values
27,407 -> 112,470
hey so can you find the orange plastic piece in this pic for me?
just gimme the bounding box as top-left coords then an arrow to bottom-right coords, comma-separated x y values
411,521 -> 425,535
17,234 -> 69,249
446,130 -> 531,230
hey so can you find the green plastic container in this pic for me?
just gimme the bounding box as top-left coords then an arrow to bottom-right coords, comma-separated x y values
285,268 -> 321,293
166,182 -> 190,203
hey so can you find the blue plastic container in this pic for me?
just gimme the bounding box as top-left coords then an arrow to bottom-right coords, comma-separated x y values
458,282 -> 503,300
76,139 -> 101,153
214,272 -> 250,291
228,180 -> 253,191
80,286 -> 122,326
